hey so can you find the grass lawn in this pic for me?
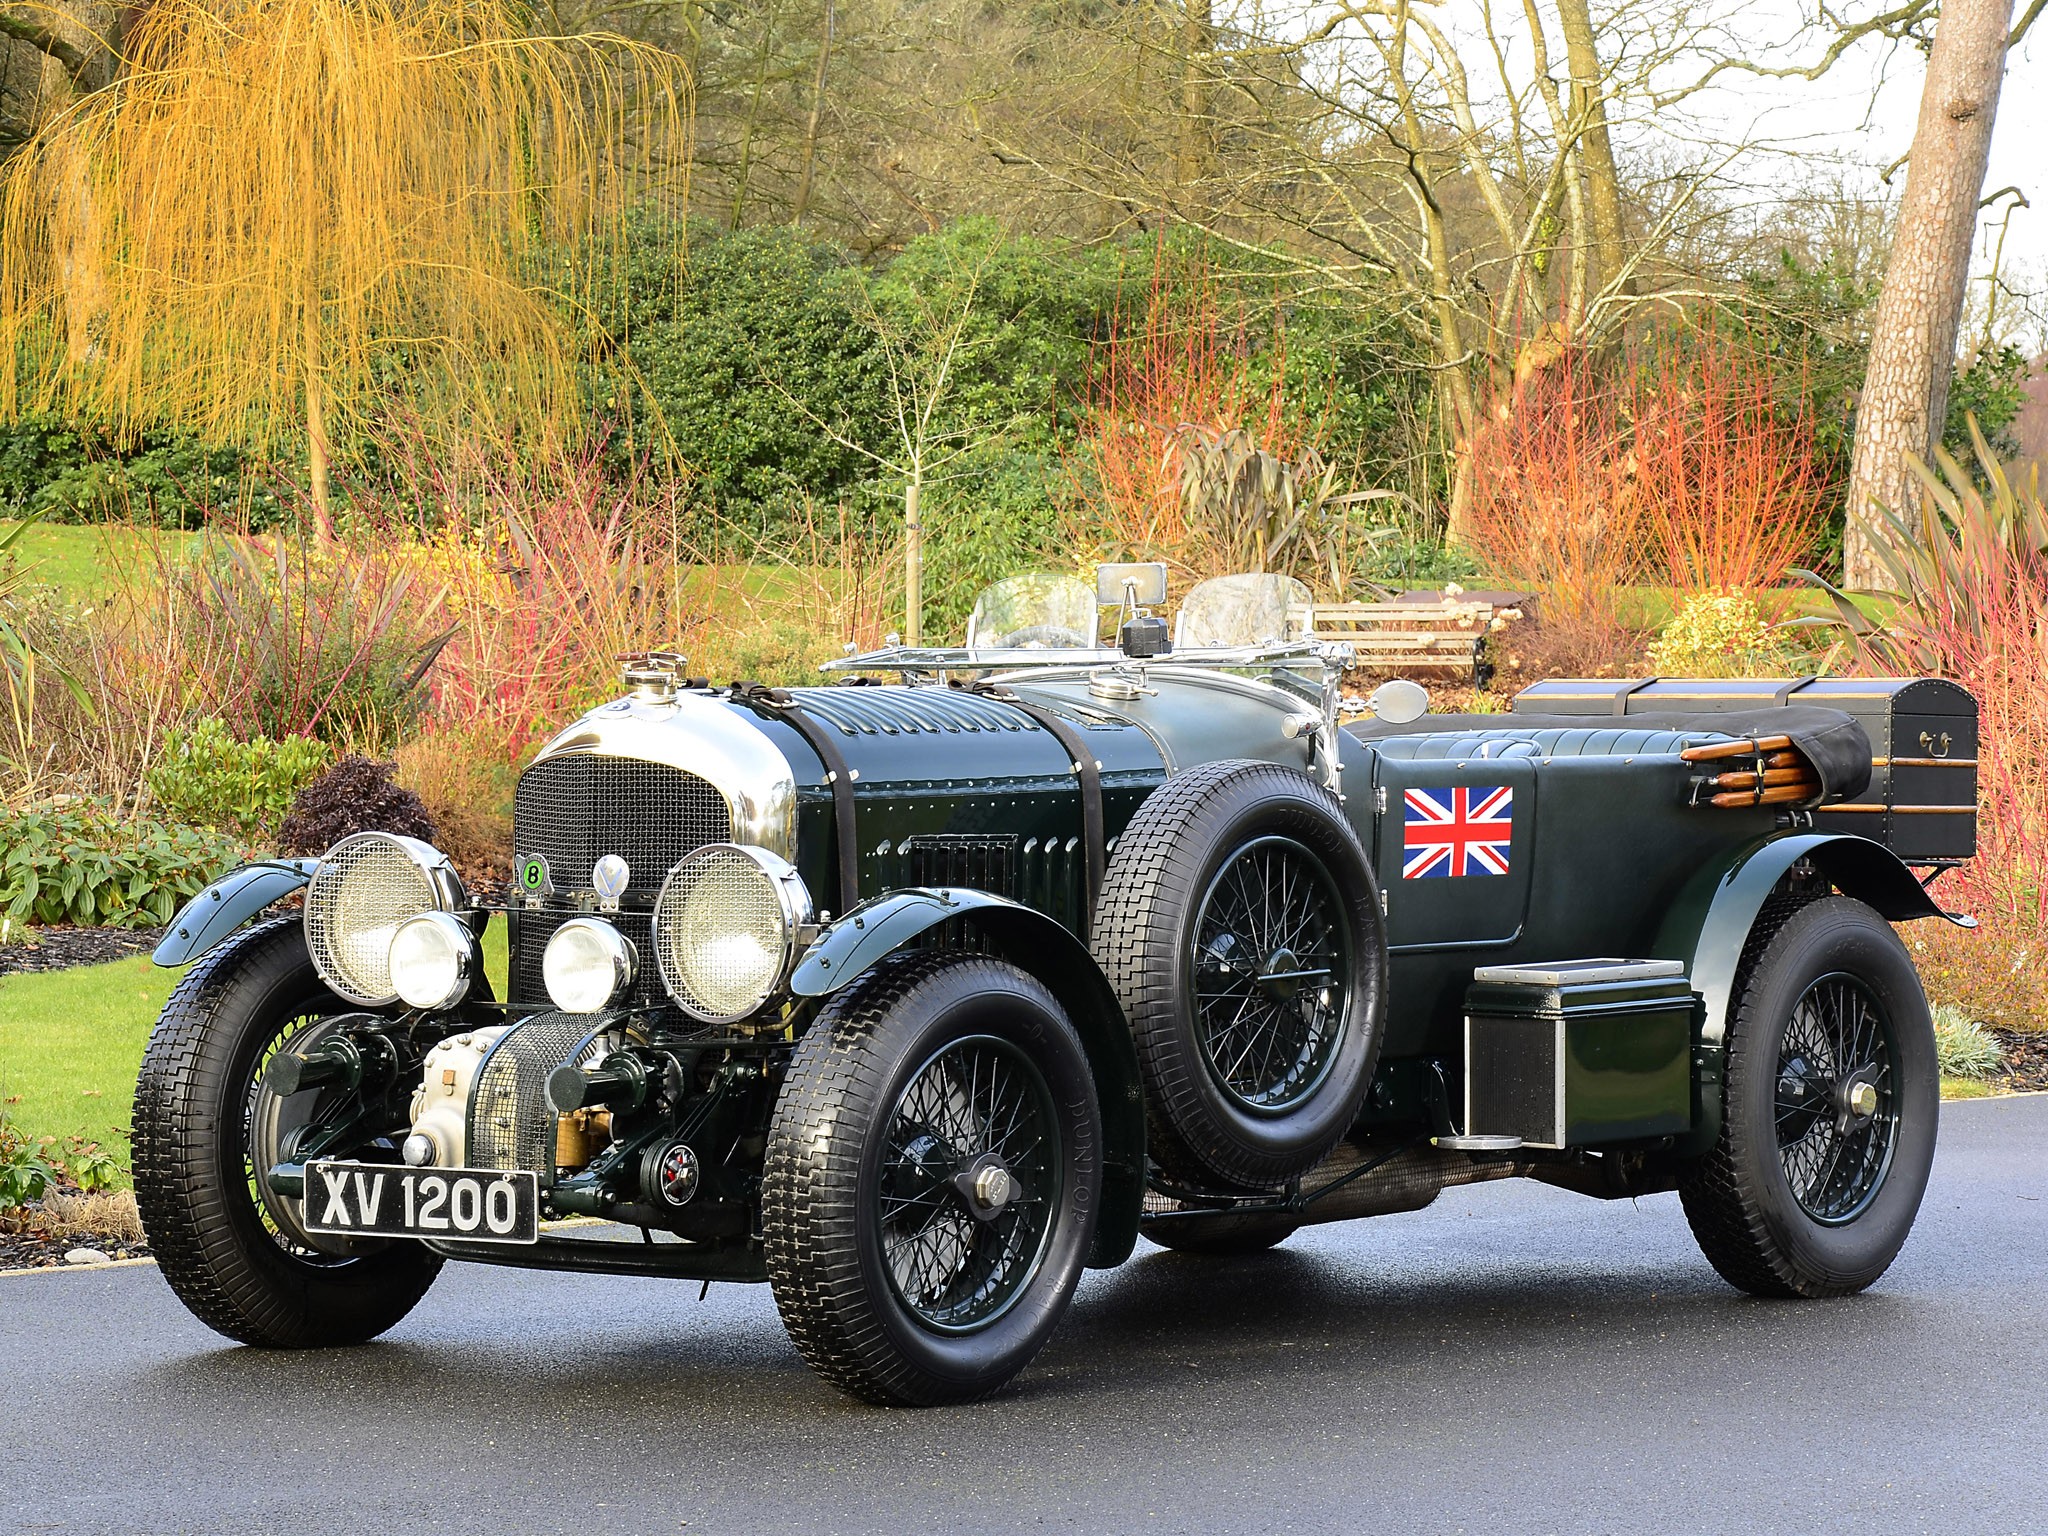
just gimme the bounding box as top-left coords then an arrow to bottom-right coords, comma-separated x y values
0,954 -> 175,1165
0,921 -> 509,1178
0,519 -> 196,604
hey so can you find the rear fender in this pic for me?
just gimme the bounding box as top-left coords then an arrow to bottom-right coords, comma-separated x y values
152,860 -> 320,967
791,888 -> 1144,1268
1654,831 -> 1966,1155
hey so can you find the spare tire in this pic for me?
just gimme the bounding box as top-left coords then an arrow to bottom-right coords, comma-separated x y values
1092,760 -> 1387,1190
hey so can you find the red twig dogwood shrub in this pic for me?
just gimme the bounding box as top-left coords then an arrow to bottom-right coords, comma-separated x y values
1631,341 -> 1825,598
1066,243 -> 1325,584
1462,345 -> 1644,624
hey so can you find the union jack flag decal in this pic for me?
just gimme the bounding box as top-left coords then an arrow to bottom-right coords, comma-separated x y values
1402,785 -> 1513,878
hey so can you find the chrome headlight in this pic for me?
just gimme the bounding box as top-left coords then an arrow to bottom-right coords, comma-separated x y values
388,911 -> 480,1011
304,833 -> 467,1006
543,917 -> 638,1014
653,844 -> 812,1024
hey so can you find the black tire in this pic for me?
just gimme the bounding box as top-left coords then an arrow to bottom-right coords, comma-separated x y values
762,954 -> 1102,1406
1679,896 -> 1939,1298
1146,1211 -> 1300,1255
133,915 -> 442,1346
1093,760 -> 1387,1190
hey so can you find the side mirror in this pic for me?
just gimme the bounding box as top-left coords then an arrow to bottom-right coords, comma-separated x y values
1095,561 -> 1168,608
1368,679 -> 1430,724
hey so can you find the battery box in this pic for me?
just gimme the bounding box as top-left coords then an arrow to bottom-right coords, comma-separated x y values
1464,959 -> 1697,1150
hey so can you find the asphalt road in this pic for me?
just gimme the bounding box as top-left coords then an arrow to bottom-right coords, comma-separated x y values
6,1095 -> 2045,1536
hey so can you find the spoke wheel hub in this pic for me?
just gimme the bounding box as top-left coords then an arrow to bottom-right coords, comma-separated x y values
951,1154 -> 1017,1221
1189,837 -> 1350,1113
1773,973 -> 1900,1225
878,1036 -> 1059,1332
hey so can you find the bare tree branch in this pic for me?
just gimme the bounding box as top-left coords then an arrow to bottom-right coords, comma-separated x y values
0,7 -> 89,77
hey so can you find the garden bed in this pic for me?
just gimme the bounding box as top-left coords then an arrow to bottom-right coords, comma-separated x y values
1989,1030 -> 2048,1095
0,924 -> 166,976
0,1185 -> 150,1271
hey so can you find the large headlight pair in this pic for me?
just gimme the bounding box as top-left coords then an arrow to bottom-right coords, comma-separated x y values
305,831 -> 810,1022
304,833 -> 478,1011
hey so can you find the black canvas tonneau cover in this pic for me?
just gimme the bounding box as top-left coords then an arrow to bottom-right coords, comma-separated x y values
1344,707 -> 1873,802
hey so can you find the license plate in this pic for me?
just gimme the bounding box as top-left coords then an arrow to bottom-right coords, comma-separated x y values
303,1161 -> 540,1245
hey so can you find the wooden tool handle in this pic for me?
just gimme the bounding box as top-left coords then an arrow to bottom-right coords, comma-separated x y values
1710,766 -> 1816,791
1680,734 -> 1795,763
1709,780 -> 1822,808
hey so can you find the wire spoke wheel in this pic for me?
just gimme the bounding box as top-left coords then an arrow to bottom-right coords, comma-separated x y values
1773,973 -> 1900,1225
878,1035 -> 1060,1333
1679,896 -> 1938,1301
1189,836 -> 1351,1114
764,954 -> 1101,1404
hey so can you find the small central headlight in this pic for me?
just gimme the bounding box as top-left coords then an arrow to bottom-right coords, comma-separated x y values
654,844 -> 812,1023
304,832 -> 467,1006
543,918 -> 637,1014
388,911 -> 478,1011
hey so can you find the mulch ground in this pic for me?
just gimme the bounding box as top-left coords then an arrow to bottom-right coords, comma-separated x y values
0,924 -> 165,976
1989,1029 -> 2048,1094
0,1222 -> 151,1271
0,1175 -> 151,1271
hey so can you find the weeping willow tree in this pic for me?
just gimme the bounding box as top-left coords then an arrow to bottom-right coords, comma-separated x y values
0,0 -> 690,526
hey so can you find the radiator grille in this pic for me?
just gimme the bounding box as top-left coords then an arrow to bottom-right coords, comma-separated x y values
468,1014 -> 619,1179
513,755 -> 730,892
511,755 -> 728,1010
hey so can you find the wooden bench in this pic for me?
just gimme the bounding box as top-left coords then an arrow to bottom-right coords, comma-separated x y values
1306,600 -> 1497,685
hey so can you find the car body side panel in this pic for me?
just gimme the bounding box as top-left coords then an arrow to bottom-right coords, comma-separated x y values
734,697 -> 1165,932
1352,739 -> 1768,1062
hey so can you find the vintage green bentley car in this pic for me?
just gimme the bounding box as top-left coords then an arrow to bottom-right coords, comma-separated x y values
135,565 -> 1977,1405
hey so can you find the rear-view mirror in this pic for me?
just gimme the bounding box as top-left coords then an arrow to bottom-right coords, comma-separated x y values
1095,562 -> 1168,608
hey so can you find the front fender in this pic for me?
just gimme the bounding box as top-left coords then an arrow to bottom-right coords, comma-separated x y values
1654,831 -> 1967,1156
791,888 -> 1145,1269
152,859 -> 319,967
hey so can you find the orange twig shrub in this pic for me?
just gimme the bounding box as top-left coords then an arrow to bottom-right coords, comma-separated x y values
1066,243 -> 1322,583
1631,343 -> 1825,597
1815,435 -> 2048,1024
1463,346 -> 1642,623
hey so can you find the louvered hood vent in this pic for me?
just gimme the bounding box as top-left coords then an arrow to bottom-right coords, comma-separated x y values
778,686 -> 1036,737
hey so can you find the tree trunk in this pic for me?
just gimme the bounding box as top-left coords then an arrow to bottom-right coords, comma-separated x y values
1175,0 -> 1212,196
903,472 -> 923,646
791,0 -> 834,225
729,10 -> 778,230
1554,0 -> 1631,299
1843,0 -> 2015,586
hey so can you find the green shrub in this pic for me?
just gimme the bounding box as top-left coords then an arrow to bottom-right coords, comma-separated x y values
714,619 -> 844,687
1932,1002 -> 2006,1080
0,800 -> 242,928
52,1134 -> 121,1194
1645,589 -> 1799,677
0,411 -> 287,530
148,718 -> 334,837
0,1107 -> 60,1211
611,220 -> 890,512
